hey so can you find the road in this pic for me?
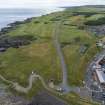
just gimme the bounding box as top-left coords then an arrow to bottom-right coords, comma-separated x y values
0,73 -> 65,95
52,22 -> 70,92
0,73 -> 46,93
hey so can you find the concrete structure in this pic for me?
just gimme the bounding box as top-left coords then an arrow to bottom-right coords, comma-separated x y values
93,55 -> 105,86
95,69 -> 105,84
96,40 -> 105,49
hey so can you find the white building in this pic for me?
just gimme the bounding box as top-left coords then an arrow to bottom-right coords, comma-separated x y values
95,69 -> 105,84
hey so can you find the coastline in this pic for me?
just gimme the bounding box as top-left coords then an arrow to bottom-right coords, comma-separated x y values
0,5 -> 104,105
0,7 -> 65,105
0,7 -> 65,31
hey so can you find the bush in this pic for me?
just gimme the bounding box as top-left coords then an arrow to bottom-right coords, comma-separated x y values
72,12 -> 99,17
0,35 -> 36,48
84,17 -> 105,26
50,16 -> 61,21
78,25 -> 85,30
74,37 -> 81,42
44,22 -> 49,24
34,21 -> 40,24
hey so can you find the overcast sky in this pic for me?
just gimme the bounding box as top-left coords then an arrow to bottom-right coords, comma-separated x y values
0,0 -> 105,8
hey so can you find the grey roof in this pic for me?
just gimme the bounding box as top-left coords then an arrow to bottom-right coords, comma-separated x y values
96,69 -> 105,83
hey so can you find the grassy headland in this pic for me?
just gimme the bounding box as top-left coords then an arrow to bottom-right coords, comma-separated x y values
0,5 -> 105,105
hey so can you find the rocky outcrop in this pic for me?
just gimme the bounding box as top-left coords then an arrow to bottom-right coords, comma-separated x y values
0,84 -> 29,105
0,35 -> 36,52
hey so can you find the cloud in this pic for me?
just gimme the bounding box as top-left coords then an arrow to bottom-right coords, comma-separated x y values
56,0 -> 105,6
0,0 -> 57,8
0,0 -> 105,8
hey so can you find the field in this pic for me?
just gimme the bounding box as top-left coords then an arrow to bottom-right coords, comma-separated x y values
0,5 -> 105,105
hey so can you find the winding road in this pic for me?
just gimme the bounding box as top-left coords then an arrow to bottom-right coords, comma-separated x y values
0,73 -> 56,94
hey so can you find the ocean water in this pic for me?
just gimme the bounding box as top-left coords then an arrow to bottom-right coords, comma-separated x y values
0,8 -> 64,29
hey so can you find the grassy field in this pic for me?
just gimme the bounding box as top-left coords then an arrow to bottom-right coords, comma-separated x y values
0,41 -> 62,85
1,6 -> 105,105
58,24 -> 99,85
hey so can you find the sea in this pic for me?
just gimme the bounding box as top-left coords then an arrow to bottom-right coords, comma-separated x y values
0,8 -> 64,29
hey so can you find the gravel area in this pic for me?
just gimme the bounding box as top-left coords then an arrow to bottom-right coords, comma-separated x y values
28,91 -> 67,105
0,83 -> 29,105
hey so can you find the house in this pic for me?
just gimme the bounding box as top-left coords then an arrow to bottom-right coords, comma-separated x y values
96,40 -> 103,47
93,56 -> 105,86
95,69 -> 105,85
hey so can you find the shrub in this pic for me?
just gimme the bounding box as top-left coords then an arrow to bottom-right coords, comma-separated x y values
84,17 -> 105,26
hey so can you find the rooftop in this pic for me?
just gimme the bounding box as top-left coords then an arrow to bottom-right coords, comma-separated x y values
95,69 -> 105,83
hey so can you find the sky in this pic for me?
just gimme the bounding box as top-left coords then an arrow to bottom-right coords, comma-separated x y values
0,0 -> 105,8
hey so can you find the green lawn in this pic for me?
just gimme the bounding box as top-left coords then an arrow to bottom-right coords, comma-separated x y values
0,41 -> 62,86
58,23 -> 99,86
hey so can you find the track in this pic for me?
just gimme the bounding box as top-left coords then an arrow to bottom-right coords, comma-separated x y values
52,22 -> 70,92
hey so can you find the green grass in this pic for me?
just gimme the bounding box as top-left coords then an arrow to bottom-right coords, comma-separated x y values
86,14 -> 105,20
58,24 -> 99,86
0,41 -> 61,86
59,25 -> 93,42
7,21 -> 54,38
1,6 -> 104,104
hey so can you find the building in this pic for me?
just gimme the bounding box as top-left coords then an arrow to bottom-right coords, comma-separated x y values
93,56 -> 105,86
95,69 -> 105,85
